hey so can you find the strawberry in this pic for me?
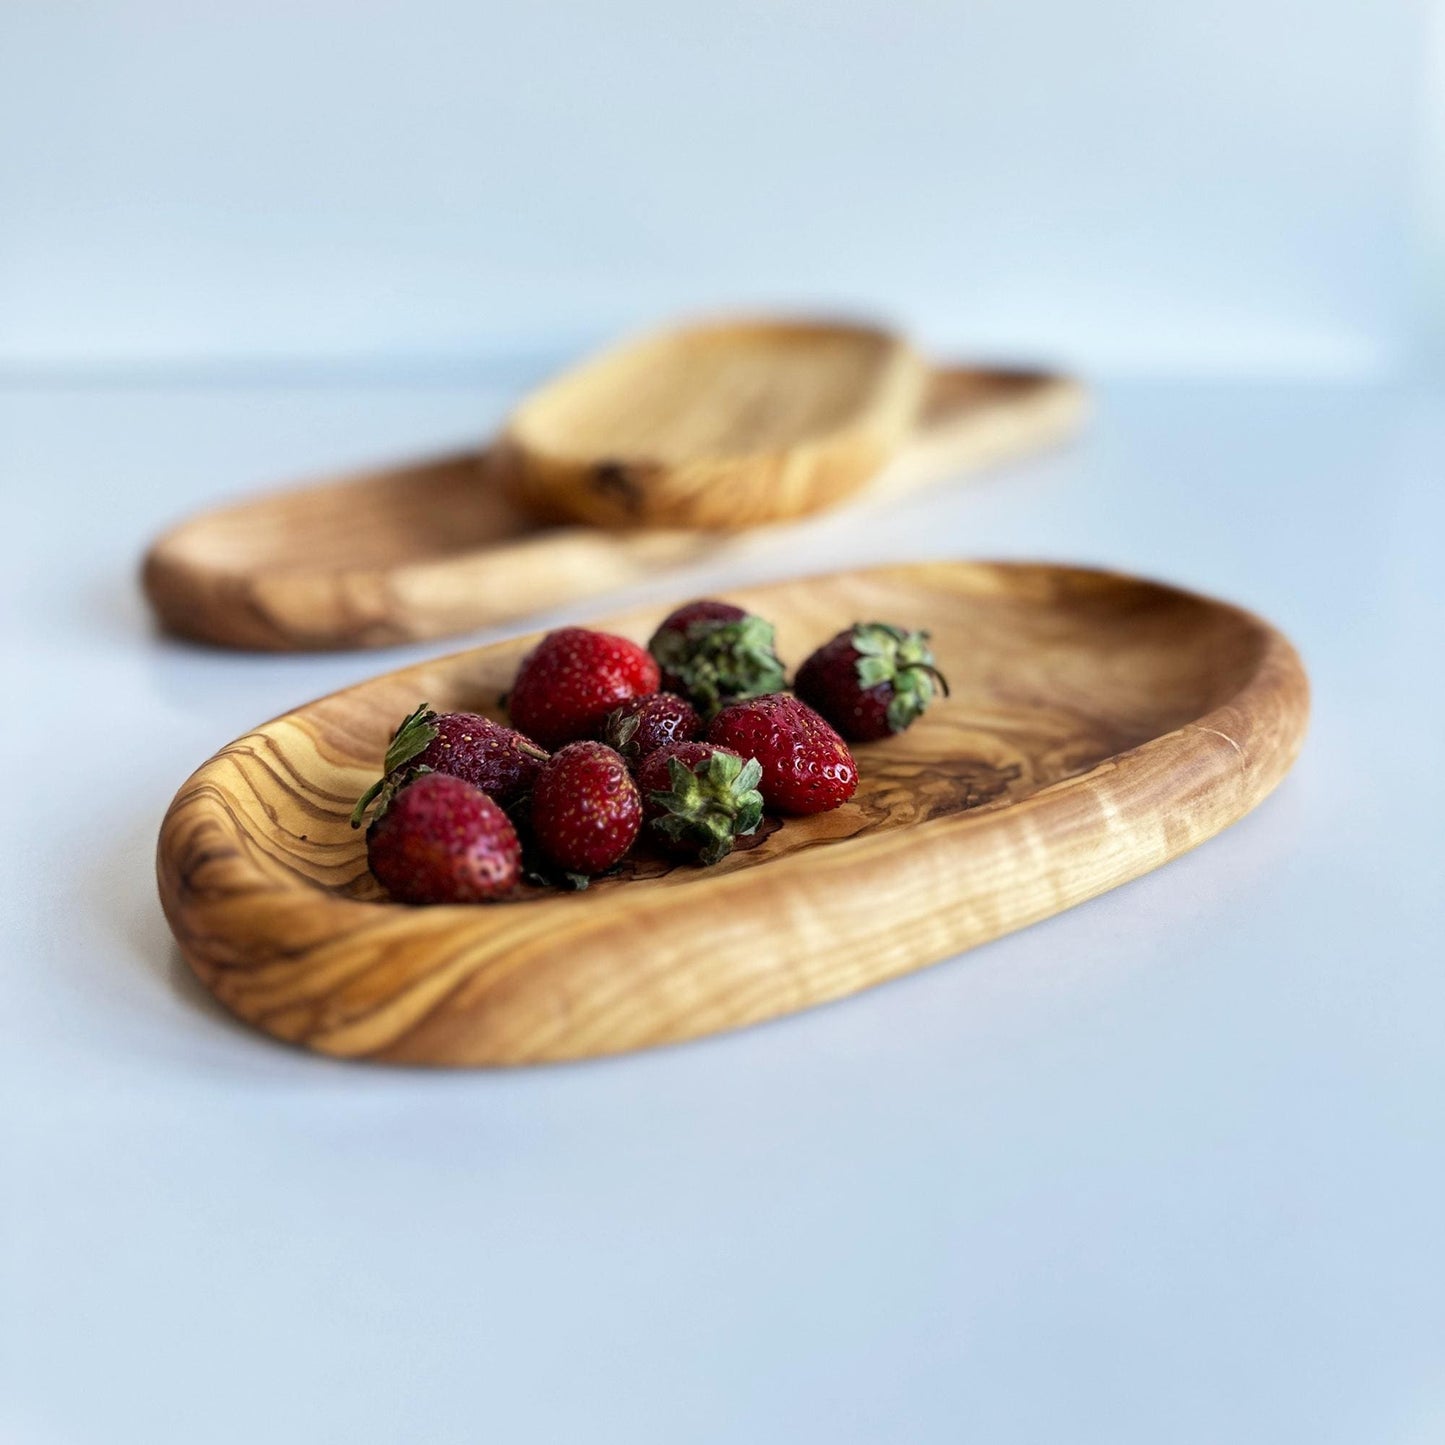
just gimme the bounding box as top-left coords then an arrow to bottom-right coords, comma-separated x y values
794,623 -> 949,741
530,741 -> 643,875
707,693 -> 858,815
647,598 -> 787,718
508,627 -> 660,748
366,772 -> 521,904
602,691 -> 702,764
636,741 -> 764,865
349,703 -> 546,826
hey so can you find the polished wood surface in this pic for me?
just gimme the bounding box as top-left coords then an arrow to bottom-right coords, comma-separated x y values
156,561 -> 1309,1066
493,317 -> 928,528
141,362 -> 1082,651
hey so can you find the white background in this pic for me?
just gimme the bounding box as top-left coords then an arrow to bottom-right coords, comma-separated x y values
2,3 -> 1443,1443
1,0 -> 1438,376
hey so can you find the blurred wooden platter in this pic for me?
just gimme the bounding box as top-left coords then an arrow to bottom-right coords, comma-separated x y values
492,315 -> 930,528
156,560 -> 1308,1066
142,318 -> 1084,650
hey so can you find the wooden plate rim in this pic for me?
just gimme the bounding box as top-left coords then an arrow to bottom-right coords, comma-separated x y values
156,560 -> 1309,1066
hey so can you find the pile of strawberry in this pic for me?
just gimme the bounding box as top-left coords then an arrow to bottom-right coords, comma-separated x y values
351,600 -> 947,905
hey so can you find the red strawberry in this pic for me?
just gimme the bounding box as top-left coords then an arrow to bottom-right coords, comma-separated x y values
350,703 -> 546,826
530,741 -> 643,875
366,772 -> 521,904
602,691 -> 702,764
656,598 -> 746,632
795,623 -> 949,742
708,694 -> 858,815
636,741 -> 764,865
508,627 -> 660,748
647,598 -> 787,718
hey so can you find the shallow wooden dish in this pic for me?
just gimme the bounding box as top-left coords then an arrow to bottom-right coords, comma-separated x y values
493,316 -> 928,529
141,365 -> 1084,651
156,562 -> 1308,1066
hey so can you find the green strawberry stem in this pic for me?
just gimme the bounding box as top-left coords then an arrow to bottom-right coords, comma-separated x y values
653,614 -> 787,719
349,702 -> 439,828
648,751 -> 765,866
605,710 -> 642,751
850,623 -> 951,734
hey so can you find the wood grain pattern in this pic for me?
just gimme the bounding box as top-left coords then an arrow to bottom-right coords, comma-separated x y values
493,317 -> 929,528
156,562 -> 1309,1066
140,361 -> 1084,652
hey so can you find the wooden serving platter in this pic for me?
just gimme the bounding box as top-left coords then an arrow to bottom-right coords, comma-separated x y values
141,366 -> 1083,651
493,316 -> 930,529
156,562 -> 1308,1066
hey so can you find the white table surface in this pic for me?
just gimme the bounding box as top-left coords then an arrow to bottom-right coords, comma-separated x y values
2,371 -> 1442,1445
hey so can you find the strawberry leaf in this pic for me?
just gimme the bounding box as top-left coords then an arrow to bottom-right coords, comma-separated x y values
849,623 -> 950,733
350,702 -> 439,827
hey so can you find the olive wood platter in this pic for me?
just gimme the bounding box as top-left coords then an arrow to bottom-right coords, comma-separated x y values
493,316 -> 930,528
141,365 -> 1083,652
156,561 -> 1309,1067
